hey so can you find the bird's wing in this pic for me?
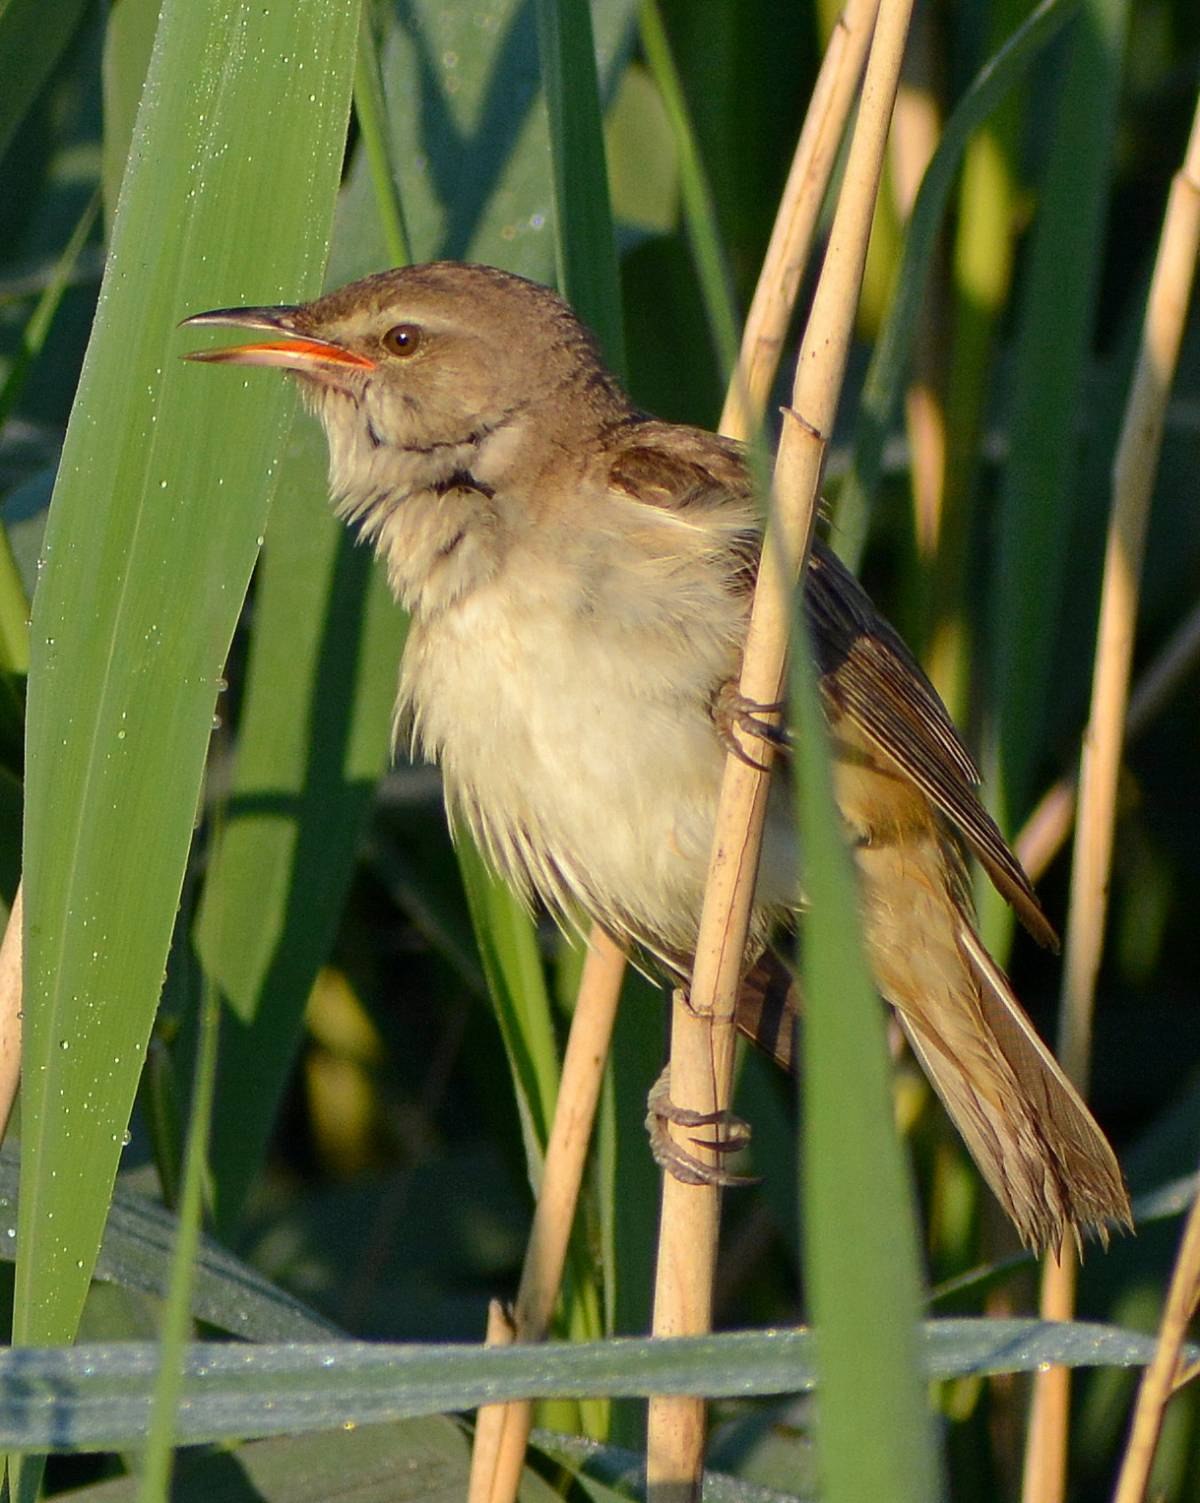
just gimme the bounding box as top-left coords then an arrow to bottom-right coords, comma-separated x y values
805,540 -> 1058,950
606,422 -> 1055,949
606,423 -> 761,588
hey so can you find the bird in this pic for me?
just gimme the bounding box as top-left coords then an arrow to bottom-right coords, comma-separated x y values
185,259 -> 1131,1255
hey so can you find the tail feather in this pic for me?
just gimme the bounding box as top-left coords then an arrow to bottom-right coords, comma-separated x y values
938,923 -> 1131,1252
736,949 -> 799,1073
891,914 -> 1131,1254
737,815 -> 1131,1255
847,814 -> 1131,1255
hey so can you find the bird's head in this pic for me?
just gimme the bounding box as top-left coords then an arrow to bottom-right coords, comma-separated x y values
184,262 -> 625,505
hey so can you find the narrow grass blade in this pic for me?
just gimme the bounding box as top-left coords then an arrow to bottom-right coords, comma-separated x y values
456,836 -> 559,1170
0,1320 -> 1183,1452
535,0 -> 625,370
0,189 -> 100,435
922,0 -> 1031,724
344,0 -> 637,1183
790,628 -> 943,1501
638,0 -> 740,381
535,0 -> 633,1390
137,974 -> 222,1500
339,0 -> 566,1185
353,0 -> 411,267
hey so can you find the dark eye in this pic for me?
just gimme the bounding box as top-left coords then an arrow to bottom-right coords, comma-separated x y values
381,323 -> 422,357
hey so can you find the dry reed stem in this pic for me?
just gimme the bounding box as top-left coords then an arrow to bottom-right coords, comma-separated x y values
1021,1254 -> 1077,1503
467,928 -> 626,1503
1022,93 -> 1200,1503
1112,1179 -> 1200,1503
1016,597 -> 1200,883
0,881 -> 22,1142
647,2 -> 916,1496
718,0 -> 880,440
467,1299 -> 518,1503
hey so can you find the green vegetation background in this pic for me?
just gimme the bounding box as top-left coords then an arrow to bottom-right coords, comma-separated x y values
0,0 -> 1198,1498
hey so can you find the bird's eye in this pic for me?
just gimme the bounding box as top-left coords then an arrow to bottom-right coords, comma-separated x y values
381,323 -> 422,358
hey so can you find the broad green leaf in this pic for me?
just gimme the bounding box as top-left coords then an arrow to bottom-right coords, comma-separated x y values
603,61 -> 679,239
341,0 -> 637,282
0,1319 -> 1184,1452
18,0 -> 361,1390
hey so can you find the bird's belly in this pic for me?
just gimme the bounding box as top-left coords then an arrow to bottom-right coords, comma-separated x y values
401,583 -> 795,962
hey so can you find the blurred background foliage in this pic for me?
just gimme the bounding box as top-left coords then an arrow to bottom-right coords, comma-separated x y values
1,0 -> 1198,1498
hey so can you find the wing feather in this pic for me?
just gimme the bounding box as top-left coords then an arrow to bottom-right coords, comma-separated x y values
805,543 -> 1058,951
605,423 -> 1056,950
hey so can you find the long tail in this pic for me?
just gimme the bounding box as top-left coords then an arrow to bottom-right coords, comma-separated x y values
735,929 -> 1131,1254
858,833 -> 1131,1256
736,788 -> 1130,1253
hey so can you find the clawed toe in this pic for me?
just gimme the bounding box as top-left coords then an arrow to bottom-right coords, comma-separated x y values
712,682 -> 791,771
645,1066 -> 759,1188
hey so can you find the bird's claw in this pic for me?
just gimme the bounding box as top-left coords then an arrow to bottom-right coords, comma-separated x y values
712,683 -> 790,772
645,1065 -> 758,1188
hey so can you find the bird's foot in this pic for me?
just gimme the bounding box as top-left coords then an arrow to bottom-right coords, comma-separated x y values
645,1065 -> 758,1187
712,682 -> 790,772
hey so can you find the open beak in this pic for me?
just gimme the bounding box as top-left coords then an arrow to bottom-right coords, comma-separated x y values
181,305 -> 376,373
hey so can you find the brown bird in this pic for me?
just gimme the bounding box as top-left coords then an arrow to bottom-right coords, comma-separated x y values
185,260 -> 1130,1255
